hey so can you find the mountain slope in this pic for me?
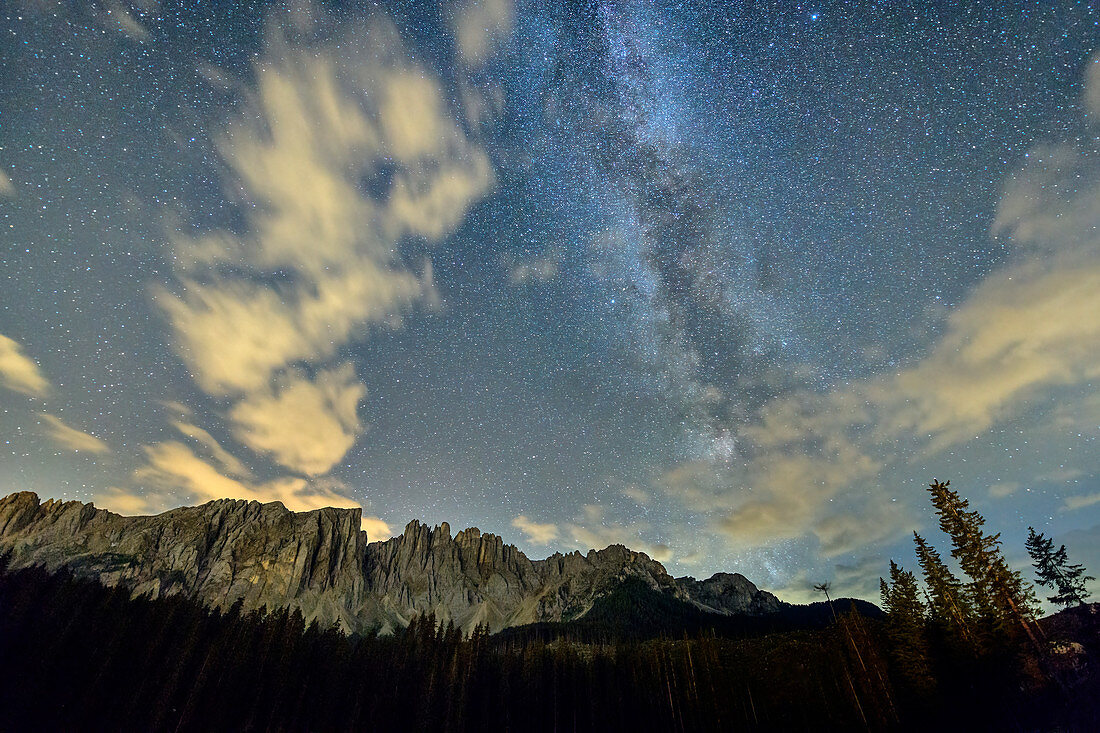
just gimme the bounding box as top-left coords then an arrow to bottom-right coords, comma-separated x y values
0,491 -> 782,634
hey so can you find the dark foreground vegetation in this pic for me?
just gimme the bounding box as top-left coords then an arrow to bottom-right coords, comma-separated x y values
0,552 -> 1097,732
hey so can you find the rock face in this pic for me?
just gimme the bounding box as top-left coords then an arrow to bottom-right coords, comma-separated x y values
0,491 -> 368,630
676,572 -> 782,615
0,492 -> 779,634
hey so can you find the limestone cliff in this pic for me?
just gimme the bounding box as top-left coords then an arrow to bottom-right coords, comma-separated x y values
0,491 -> 368,630
0,492 -> 779,634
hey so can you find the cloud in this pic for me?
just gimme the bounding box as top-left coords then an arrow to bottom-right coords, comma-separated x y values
661,402 -> 891,558
832,554 -> 889,601
159,399 -> 194,418
38,413 -> 111,454
563,504 -> 672,562
103,0 -> 150,40
621,484 -> 651,505
508,248 -> 563,285
103,441 -> 360,514
1064,492 -> 1100,512
0,333 -> 49,397
676,550 -> 703,566
229,364 -> 366,476
989,481 -> 1020,499
361,515 -> 393,542
511,515 -> 559,545
96,422 -> 374,526
452,0 -> 514,67
99,396 -> 390,530
656,56 -> 1100,561
154,11 -> 494,498
170,419 -> 252,478
1086,55 -> 1100,119
879,260 -> 1100,451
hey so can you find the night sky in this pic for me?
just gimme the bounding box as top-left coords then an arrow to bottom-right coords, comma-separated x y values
2,0 -> 1099,605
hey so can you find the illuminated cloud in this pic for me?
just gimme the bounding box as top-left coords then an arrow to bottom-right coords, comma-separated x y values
988,482 -> 1020,500
159,399 -> 194,418
103,0 -> 150,41
621,484 -> 651,505
155,11 -> 494,495
361,515 -> 393,542
157,269 -> 422,397
170,419 -> 252,478
452,0 -> 514,67
0,333 -> 49,397
659,55 -> 1100,561
511,515 -> 559,545
1064,492 -> 1100,512
105,441 -> 359,513
38,413 -> 111,454
564,505 -> 672,562
98,437 -> 389,535
508,249 -> 562,285
1087,55 -> 1100,119
229,365 -> 366,476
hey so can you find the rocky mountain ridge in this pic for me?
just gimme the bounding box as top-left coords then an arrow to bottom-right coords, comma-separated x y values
0,492 -> 779,634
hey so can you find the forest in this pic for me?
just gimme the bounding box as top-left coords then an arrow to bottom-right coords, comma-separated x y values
0,480 -> 1096,731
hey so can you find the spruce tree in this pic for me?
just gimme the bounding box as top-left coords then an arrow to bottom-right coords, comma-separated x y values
926,480 -> 1039,639
879,560 -> 934,695
1025,527 -> 1094,608
913,532 -> 973,642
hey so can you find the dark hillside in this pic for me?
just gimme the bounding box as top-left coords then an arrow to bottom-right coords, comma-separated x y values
496,575 -> 882,643
2,558 -> 1096,731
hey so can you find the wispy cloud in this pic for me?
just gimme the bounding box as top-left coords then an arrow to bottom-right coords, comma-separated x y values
169,419 -> 252,477
1064,492 -> 1100,512
564,504 -> 672,562
38,413 -> 111,454
103,0 -> 151,41
0,333 -> 49,397
361,516 -> 393,542
989,482 -> 1020,499
103,440 -> 360,515
228,365 -> 366,476
154,11 -> 493,487
508,248 -> 563,285
511,515 -> 559,545
452,0 -> 514,68
100,437 -> 389,531
97,419 -> 388,533
657,52 -> 1100,562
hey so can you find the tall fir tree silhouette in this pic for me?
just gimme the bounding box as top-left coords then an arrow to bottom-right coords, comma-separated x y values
880,560 -> 934,695
926,480 -> 1039,641
913,532 -> 974,643
1025,527 -> 1094,608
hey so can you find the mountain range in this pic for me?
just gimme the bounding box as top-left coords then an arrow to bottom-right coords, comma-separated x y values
0,492 -> 785,634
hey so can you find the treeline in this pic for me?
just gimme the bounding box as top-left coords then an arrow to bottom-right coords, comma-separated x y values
495,574 -> 880,645
0,481 -> 1095,731
877,480 -> 1099,728
1,554 -> 889,732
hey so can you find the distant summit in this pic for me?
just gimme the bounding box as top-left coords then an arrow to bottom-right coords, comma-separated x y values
0,492 -> 780,634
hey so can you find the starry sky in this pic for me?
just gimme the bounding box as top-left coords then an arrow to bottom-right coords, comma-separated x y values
2,0 -> 1100,605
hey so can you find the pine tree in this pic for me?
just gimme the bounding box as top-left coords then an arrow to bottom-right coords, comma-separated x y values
913,532 -> 973,642
926,480 -> 1039,639
1025,527 -> 1094,608
879,561 -> 934,695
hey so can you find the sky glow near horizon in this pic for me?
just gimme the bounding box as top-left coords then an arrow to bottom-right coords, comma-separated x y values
2,0 -> 1100,605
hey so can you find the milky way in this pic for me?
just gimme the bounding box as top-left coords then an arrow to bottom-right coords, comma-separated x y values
2,0 -> 1099,604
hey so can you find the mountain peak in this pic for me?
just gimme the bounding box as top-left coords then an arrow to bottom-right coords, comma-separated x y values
0,493 -> 780,634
